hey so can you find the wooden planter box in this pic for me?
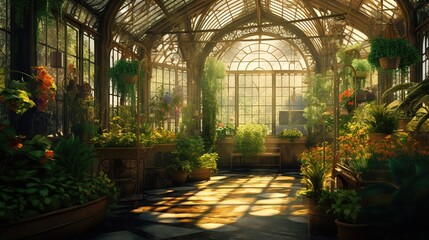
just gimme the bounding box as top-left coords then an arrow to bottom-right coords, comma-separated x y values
0,196 -> 109,240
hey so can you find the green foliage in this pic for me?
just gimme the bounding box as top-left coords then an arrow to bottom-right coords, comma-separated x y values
108,59 -> 139,97
278,128 -> 303,140
298,144 -> 333,198
0,80 -> 36,115
54,136 -> 97,179
193,153 -> 219,172
360,151 -> 429,238
303,71 -> 333,142
0,172 -> 118,221
168,133 -> 205,173
328,190 -> 363,224
215,120 -> 236,140
366,103 -> 398,134
234,124 -> 268,159
386,78 -> 429,133
368,38 -> 421,70
201,57 -> 226,151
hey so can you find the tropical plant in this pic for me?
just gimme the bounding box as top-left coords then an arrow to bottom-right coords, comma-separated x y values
365,103 -> 398,134
383,77 -> 429,133
0,80 -> 35,115
201,57 -> 226,151
234,124 -> 268,159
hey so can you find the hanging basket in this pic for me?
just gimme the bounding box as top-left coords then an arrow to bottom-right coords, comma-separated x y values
123,74 -> 137,84
379,56 -> 400,70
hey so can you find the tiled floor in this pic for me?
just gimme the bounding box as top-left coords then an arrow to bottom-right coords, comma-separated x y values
79,171 -> 337,240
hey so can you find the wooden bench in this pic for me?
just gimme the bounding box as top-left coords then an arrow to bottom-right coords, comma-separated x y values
230,147 -> 281,170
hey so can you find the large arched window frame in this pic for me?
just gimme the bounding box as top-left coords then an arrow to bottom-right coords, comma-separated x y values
217,35 -> 311,134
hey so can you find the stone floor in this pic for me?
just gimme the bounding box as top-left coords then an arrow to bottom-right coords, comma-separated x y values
78,171 -> 338,240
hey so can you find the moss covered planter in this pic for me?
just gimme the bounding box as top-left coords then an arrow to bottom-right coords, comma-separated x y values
0,196 -> 109,240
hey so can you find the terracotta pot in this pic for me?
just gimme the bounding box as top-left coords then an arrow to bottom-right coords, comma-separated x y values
335,219 -> 373,240
379,56 -> 400,70
189,168 -> 212,182
0,196 -> 109,240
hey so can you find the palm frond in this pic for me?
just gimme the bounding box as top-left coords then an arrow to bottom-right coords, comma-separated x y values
382,82 -> 416,99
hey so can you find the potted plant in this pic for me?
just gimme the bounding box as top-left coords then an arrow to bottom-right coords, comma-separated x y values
233,123 -> 268,161
351,59 -> 371,90
328,190 -> 373,240
278,128 -> 303,141
0,123 -> 118,239
108,59 -> 139,97
297,143 -> 336,234
368,38 -> 420,71
189,152 -> 219,182
365,103 -> 398,138
167,133 -> 204,185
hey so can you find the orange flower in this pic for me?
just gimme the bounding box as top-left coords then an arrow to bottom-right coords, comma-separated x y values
45,150 -> 54,158
16,143 -> 23,149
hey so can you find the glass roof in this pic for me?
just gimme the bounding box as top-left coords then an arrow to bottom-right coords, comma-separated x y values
62,0 -> 429,63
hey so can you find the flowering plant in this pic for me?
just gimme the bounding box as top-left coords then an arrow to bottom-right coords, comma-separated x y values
31,66 -> 56,112
339,89 -> 355,113
216,119 -> 236,140
149,128 -> 176,144
0,66 -> 56,114
149,87 -> 183,125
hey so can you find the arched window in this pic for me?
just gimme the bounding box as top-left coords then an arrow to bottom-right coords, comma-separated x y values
217,35 -> 311,134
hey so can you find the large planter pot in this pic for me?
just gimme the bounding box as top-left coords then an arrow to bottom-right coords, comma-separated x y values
189,168 -> 212,182
168,171 -> 189,186
0,196 -> 109,240
335,219 -> 373,240
307,198 -> 337,234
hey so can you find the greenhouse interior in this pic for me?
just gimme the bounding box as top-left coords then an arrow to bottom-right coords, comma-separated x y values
1,0 -> 429,239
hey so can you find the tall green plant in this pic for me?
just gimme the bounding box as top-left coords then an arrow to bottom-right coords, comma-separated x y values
201,57 -> 226,151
